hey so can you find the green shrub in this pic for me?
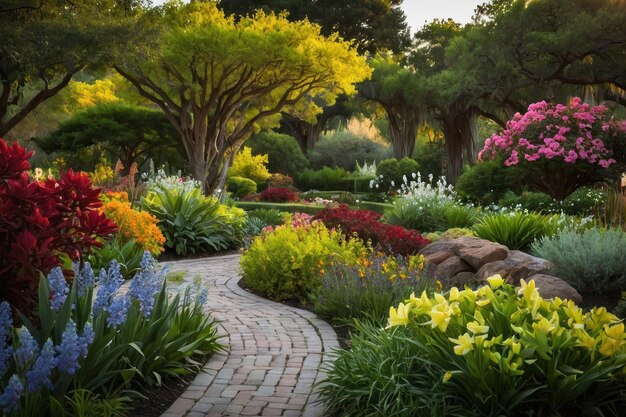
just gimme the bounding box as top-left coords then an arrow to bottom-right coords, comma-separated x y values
235,201 -> 326,215
88,238 -> 144,279
240,214 -> 369,302
473,211 -> 558,250
531,227 -> 626,294
298,166 -> 349,191
227,176 -> 257,198
142,187 -> 244,255
246,130 -> 309,178
440,203 -> 482,229
308,131 -> 391,171
313,253 -> 430,328
247,208 -> 285,226
437,227 -> 476,241
383,198 -> 446,233
375,157 -> 420,191
336,279 -> 626,416
456,159 -> 526,205
354,175 -> 376,192
413,140 -> 445,178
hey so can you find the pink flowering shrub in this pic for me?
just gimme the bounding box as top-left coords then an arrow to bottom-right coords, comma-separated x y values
479,98 -> 626,199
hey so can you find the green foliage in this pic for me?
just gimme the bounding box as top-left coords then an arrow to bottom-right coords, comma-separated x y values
308,131 -> 392,171
244,208 -> 286,237
235,201 -> 326,215
383,199 -> 446,233
413,140 -> 445,178
87,238 -> 144,279
318,321 -> 462,417
499,188 -> 604,216
240,215 -> 369,302
531,227 -> 626,294
435,228 -> 476,241
227,176 -> 257,199
376,157 -> 420,191
64,389 -> 131,417
455,160 -> 526,205
473,212 -> 559,250
313,254 -> 430,328
142,187 -> 243,255
298,167 -> 349,191
35,103 -> 182,173
246,131 -> 309,178
228,147 -> 271,184
440,203 -> 482,229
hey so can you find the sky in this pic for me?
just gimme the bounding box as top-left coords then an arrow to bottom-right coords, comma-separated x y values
401,1 -> 485,33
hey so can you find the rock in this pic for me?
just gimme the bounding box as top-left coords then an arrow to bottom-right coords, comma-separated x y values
476,250 -> 555,284
451,237 -> 508,270
528,274 -> 582,304
437,256 -> 474,279
448,271 -> 477,287
424,249 -> 455,265
419,240 -> 455,257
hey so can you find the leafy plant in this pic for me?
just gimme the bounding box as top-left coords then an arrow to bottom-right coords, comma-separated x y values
247,208 -> 285,226
228,146 -> 271,184
240,214 -> 369,302
383,198 -> 446,233
0,138 -> 118,313
142,186 -> 243,255
87,238 -> 145,279
374,157 -> 420,192
455,159 -> 525,205
246,130 -> 309,178
226,176 -> 257,199
308,130 -> 391,171
531,227 -> 626,294
473,211 -> 558,250
259,187 -> 299,203
298,166 -> 349,191
313,253 -> 429,328
440,203 -> 482,229
374,277 -> 626,416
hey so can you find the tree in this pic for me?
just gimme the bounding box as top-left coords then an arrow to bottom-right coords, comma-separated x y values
358,56 -> 426,159
35,103 -> 182,173
218,0 -> 411,55
115,1 -> 370,193
0,0 -> 146,137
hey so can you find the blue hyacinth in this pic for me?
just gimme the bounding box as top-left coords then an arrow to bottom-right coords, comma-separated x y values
0,302 -> 12,378
93,260 -> 124,314
105,295 -> 131,328
26,339 -> 56,392
79,323 -> 94,357
0,374 -> 23,414
14,327 -> 38,369
196,287 -> 208,307
128,251 -> 164,318
55,320 -> 90,375
47,267 -> 69,311
76,262 -> 96,297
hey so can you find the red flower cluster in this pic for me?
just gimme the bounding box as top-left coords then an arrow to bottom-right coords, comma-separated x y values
0,139 -> 118,313
313,204 -> 430,256
259,187 -> 299,203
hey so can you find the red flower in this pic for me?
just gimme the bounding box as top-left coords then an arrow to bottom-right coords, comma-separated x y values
259,187 -> 299,203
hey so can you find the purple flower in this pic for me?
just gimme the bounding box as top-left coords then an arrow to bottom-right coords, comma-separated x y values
14,327 -> 38,369
105,295 -> 130,328
47,267 -> 69,311
196,287 -> 208,307
93,260 -> 124,314
0,302 -> 12,378
76,262 -> 96,297
128,252 -> 164,318
55,320 -> 90,375
0,374 -> 23,413
79,323 -> 94,358
26,339 -> 56,392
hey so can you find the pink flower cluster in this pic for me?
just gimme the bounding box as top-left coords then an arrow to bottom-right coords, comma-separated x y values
479,97 -> 626,168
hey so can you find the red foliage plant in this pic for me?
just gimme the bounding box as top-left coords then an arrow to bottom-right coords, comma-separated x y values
313,204 -> 430,256
259,187 -> 299,203
0,139 -> 118,313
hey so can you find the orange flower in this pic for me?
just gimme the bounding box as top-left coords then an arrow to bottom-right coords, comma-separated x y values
102,200 -> 165,254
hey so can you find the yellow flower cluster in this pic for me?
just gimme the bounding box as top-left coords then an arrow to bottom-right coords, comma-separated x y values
355,251 -> 425,282
388,274 -> 626,382
102,199 -> 165,255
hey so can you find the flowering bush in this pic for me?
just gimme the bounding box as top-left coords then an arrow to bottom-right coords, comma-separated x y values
102,198 -> 165,255
0,139 -> 118,314
268,173 -> 294,188
0,253 -> 220,415
143,168 -> 201,194
314,204 -> 430,256
387,277 -> 626,415
259,187 -> 299,203
228,146 -> 271,184
240,214 -> 370,302
479,98 -> 626,199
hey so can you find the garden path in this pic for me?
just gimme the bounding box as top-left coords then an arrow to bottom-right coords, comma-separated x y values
160,254 -> 338,417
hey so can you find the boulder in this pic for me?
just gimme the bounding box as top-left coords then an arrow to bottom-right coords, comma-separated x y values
448,271 -> 477,287
437,256 -> 474,279
476,250 -> 555,284
419,240 -> 455,257
451,237 -> 508,270
528,274 -> 582,304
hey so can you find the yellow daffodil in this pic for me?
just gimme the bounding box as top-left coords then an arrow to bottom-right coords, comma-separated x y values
599,337 -> 624,357
442,371 -> 453,383
476,298 -> 492,307
448,287 -> 460,302
427,309 -> 452,332
450,333 -> 474,355
467,320 -> 489,335
604,323 -> 625,340
387,302 -> 411,328
518,279 -> 540,304
575,329 -> 597,350
533,317 -> 556,335
487,274 -> 504,288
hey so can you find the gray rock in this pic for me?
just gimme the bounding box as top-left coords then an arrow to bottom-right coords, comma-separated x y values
437,255 -> 474,279
476,250 -> 554,284
528,274 -> 583,304
451,237 -> 509,270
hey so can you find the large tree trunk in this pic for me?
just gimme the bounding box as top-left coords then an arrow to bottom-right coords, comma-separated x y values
440,105 -> 479,184
386,105 -> 420,159
281,116 -> 325,155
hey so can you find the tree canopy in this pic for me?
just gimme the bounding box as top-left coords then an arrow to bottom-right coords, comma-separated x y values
115,1 -> 371,193
0,0 -> 145,136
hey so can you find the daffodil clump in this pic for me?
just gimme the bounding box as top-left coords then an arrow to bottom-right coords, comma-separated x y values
386,275 -> 626,415
241,215 -> 370,302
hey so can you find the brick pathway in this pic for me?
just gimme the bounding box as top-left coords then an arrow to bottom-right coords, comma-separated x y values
160,254 -> 338,417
